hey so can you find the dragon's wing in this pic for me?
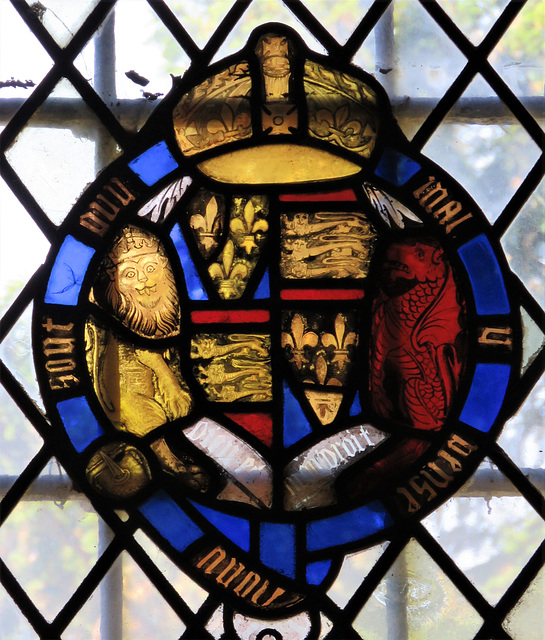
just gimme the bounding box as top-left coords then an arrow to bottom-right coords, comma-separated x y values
413,269 -> 463,349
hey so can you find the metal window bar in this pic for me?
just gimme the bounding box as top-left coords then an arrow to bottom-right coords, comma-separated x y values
0,1 -> 544,639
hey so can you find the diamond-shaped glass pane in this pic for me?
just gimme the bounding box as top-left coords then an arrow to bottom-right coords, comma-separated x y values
377,0 -> 468,140
21,0 -> 101,48
234,611 -> 313,639
423,458 -> 545,605
502,178 -> 545,308
353,538 -> 483,640
423,76 -> 541,224
503,564 -> 545,640
394,3 -> 467,93
74,1 -> 191,133
134,529 -> 208,614
0,302 -> 45,414
436,0 -> 510,45
0,386 -> 43,489
164,0 -> 235,50
0,1 -> 53,99
351,3 -> 388,92
489,0 -> 545,99
5,77 -> 122,226
0,177 -> 50,315
328,542 -> 389,608
211,0 -> 327,63
302,0 -> 375,45
351,26 -> 375,75
120,551 -> 187,638
0,459 -> 102,622
0,585 -> 39,640
62,547 -> 120,640
498,376 -> 545,497
61,573 -> 103,640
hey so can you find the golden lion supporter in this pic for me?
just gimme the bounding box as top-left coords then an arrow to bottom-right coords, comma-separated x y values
85,225 -> 209,494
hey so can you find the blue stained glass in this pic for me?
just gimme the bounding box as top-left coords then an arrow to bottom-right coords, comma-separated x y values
128,141 -> 179,186
374,148 -> 421,186
260,523 -> 296,578
44,236 -> 95,306
458,234 -> 510,315
307,502 -> 392,551
254,269 -> 270,299
57,396 -> 104,452
459,363 -> 511,432
170,224 -> 208,300
349,391 -> 362,417
189,501 -> 250,551
283,381 -> 312,446
306,560 -> 332,585
139,491 -> 203,552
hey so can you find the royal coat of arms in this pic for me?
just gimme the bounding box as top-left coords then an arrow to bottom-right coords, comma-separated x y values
34,25 -> 518,629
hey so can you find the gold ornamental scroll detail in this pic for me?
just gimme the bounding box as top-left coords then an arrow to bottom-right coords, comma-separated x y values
304,60 -> 379,159
280,210 -> 377,279
255,33 -> 298,135
191,334 -> 272,402
173,63 -> 252,156
209,196 -> 269,299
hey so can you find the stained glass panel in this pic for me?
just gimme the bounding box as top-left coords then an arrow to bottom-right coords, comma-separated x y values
1,2 -> 543,639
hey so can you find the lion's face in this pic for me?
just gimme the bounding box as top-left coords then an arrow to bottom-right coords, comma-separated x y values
117,254 -> 166,312
95,227 -> 181,339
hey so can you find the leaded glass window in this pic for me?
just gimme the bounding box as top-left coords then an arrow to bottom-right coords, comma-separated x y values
1,2 -> 543,639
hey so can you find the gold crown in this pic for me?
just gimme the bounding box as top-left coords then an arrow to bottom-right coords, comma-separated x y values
109,226 -> 160,265
172,26 -> 381,185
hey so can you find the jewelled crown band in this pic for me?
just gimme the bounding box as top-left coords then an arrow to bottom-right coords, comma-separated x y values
172,27 -> 381,184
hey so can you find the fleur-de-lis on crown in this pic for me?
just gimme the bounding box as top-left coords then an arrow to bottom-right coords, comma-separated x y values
208,239 -> 249,299
321,314 -> 358,371
190,196 -> 222,255
230,200 -> 269,254
281,314 -> 319,368
204,102 -> 251,143
315,105 -> 375,153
